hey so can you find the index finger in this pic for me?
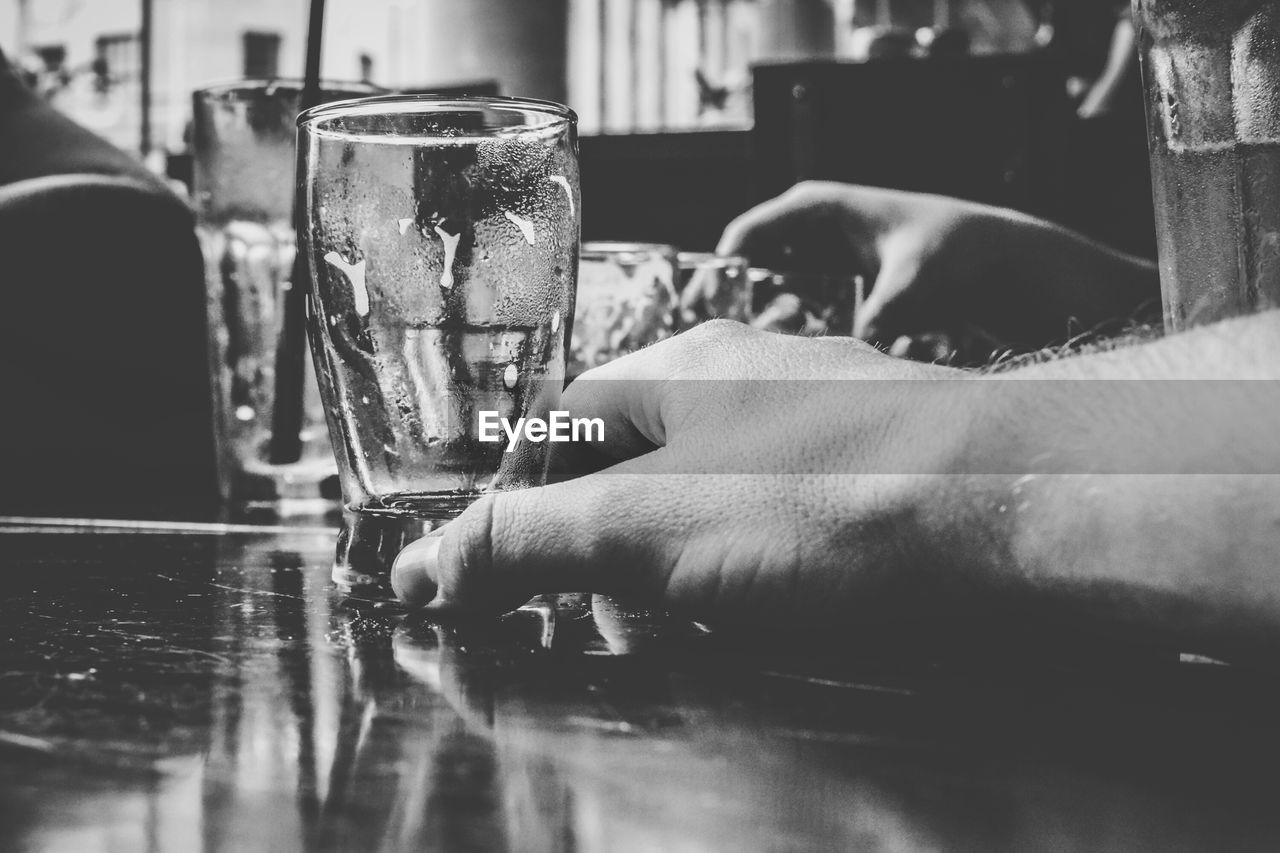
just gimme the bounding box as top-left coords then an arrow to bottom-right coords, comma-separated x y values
716,189 -> 825,261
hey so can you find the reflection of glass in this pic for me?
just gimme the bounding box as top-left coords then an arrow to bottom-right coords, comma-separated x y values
299,96 -> 581,520
193,81 -> 378,510
571,242 -> 679,377
748,268 -> 863,336
676,252 -> 752,327
1134,1 -> 1280,331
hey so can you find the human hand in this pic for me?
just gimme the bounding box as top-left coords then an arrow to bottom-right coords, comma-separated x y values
391,321 -> 991,633
717,181 -> 1157,351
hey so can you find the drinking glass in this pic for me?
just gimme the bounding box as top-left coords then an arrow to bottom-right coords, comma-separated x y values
676,252 -> 752,327
1133,0 -> 1280,331
571,242 -> 679,378
298,95 -> 580,519
748,268 -> 862,336
193,80 -> 378,509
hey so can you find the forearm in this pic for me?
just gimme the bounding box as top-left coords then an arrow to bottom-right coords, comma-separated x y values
980,208 -> 1160,338
947,312 -> 1280,661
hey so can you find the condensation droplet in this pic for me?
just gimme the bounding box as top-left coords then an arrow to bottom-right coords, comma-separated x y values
549,175 -> 575,216
503,363 -> 518,389
434,226 -> 461,288
235,405 -> 255,422
550,311 -> 560,333
503,210 -> 536,246
324,252 -> 369,316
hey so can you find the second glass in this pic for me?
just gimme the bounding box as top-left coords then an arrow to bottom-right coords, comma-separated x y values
298,96 -> 580,519
194,81 -> 380,510
1134,0 -> 1280,331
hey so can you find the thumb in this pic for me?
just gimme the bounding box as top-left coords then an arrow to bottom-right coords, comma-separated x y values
852,247 -> 926,348
391,465 -> 682,614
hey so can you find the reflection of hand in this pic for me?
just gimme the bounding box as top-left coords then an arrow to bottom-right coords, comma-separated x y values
717,181 -> 1158,350
393,621 -> 495,729
391,321 -> 982,633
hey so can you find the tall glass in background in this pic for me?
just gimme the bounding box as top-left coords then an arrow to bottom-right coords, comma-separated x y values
299,96 -> 580,520
193,81 -> 378,509
1134,0 -> 1280,331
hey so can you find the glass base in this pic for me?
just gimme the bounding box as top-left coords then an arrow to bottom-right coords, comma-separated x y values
349,490 -> 486,520
331,509 -> 446,598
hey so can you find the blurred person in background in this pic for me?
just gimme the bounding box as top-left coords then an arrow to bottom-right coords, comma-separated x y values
1049,0 -> 1155,258
1049,0 -> 1140,119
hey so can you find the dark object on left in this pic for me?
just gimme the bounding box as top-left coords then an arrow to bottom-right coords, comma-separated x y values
0,49 -> 217,517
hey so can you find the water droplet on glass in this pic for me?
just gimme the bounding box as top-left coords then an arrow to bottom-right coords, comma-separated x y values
434,226 -> 460,288
235,405 -> 255,422
503,363 -> 518,389
324,252 -> 369,316
549,175 -> 575,215
503,210 -> 537,245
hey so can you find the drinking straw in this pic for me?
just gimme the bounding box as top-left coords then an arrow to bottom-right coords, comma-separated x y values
269,0 -> 327,464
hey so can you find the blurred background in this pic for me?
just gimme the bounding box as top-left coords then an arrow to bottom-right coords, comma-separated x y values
0,0 -> 1155,514
0,0 -> 1149,255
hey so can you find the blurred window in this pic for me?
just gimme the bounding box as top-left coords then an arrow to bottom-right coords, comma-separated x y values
96,33 -> 139,85
34,44 -> 67,73
242,31 -> 281,79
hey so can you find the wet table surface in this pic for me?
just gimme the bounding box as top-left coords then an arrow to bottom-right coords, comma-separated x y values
3,518 -> 1280,852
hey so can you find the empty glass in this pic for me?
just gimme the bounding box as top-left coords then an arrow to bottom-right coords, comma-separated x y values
676,252 -> 752,327
193,80 -> 379,510
298,95 -> 580,519
571,242 -> 679,378
748,268 -> 862,336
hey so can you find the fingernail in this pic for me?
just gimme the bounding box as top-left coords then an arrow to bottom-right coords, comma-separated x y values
391,533 -> 442,607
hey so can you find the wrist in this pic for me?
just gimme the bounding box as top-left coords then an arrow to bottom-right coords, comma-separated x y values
975,210 -> 1158,342
841,371 -> 1021,629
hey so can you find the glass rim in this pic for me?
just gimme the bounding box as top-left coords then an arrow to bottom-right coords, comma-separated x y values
582,241 -> 678,260
296,93 -> 577,132
747,268 -> 863,285
677,251 -> 748,269
195,78 -> 387,100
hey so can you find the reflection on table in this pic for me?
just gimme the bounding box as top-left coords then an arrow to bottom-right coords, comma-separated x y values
2,520 -> 1279,852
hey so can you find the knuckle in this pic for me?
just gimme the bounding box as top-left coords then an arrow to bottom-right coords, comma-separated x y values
717,217 -> 743,246
678,318 -> 752,352
786,180 -> 823,203
668,319 -> 758,377
688,317 -> 750,339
